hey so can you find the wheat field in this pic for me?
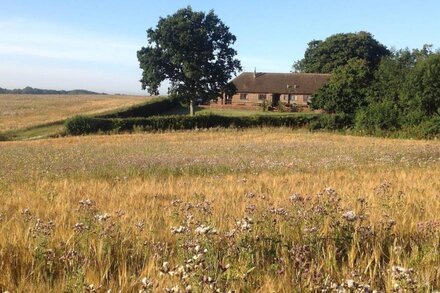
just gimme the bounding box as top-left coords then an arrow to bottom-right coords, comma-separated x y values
0,94 -> 148,131
0,129 -> 439,292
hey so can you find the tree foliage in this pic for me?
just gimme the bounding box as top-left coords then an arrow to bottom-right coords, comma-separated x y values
310,59 -> 372,114
293,32 -> 390,73
137,7 -> 241,115
404,53 -> 440,118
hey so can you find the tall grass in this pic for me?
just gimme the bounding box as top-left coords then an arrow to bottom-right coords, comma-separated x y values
0,129 -> 439,292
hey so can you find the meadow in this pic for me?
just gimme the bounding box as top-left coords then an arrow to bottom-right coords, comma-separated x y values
0,129 -> 439,292
0,94 -> 147,132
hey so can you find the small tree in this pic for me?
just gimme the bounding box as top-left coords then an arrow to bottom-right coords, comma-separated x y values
137,7 -> 241,115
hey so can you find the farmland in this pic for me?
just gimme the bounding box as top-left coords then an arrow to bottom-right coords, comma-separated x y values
0,94 -> 148,132
1,129 -> 439,292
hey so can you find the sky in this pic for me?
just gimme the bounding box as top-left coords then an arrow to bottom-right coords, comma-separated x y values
1,0 -> 439,95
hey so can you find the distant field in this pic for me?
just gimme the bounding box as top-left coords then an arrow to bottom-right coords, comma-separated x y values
1,129 -> 439,291
0,94 -> 148,131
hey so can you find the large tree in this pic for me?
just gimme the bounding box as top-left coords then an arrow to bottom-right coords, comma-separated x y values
137,7 -> 241,115
293,32 -> 390,73
310,59 -> 372,114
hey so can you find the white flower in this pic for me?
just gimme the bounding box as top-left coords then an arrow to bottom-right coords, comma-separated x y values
195,224 -> 213,235
346,279 -> 355,288
94,213 -> 111,222
171,226 -> 188,234
342,210 -> 357,221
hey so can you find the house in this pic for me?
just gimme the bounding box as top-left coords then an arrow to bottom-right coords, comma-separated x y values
215,72 -> 331,109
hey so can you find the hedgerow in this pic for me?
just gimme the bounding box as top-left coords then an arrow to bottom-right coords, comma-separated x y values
65,114 -> 344,135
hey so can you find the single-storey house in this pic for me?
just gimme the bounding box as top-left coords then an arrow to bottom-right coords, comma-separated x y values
215,72 -> 331,108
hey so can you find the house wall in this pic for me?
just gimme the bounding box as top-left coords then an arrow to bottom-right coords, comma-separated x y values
216,93 -> 311,105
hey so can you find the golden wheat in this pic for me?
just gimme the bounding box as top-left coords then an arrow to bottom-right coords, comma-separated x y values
0,129 -> 439,292
0,94 -> 148,131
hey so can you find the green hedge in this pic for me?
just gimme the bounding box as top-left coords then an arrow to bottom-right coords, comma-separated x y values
65,115 -> 114,135
65,113 -> 355,135
97,96 -> 179,118
308,113 -> 354,131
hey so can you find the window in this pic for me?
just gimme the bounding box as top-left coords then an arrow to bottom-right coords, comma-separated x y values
258,94 -> 266,101
288,94 -> 297,101
240,93 -> 247,100
304,95 -> 309,103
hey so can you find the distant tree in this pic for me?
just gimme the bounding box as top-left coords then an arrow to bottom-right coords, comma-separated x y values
404,53 -> 440,118
137,6 -> 241,115
310,59 -> 372,114
0,86 -> 100,95
293,32 -> 390,73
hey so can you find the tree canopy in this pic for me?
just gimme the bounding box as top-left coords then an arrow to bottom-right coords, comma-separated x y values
293,32 -> 390,73
405,53 -> 440,118
137,6 -> 241,115
310,59 -> 372,114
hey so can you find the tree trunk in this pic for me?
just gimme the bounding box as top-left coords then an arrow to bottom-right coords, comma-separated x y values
189,99 -> 194,116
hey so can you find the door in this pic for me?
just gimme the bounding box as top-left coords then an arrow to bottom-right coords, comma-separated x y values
272,94 -> 280,107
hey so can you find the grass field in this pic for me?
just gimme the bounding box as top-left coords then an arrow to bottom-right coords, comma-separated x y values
1,129 -> 439,292
0,94 -> 148,132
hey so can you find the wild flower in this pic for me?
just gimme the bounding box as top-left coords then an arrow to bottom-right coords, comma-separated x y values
392,265 -> 417,290
139,277 -> 153,293
79,198 -> 94,208
304,226 -> 317,233
194,224 -> 217,235
171,226 -> 188,234
342,210 -> 357,222
84,284 -> 102,292
94,213 -> 111,222
21,208 -> 32,221
236,217 -> 252,232
30,218 -> 55,238
72,222 -> 89,233
135,220 -> 145,232
289,193 -> 304,202
268,207 -> 288,216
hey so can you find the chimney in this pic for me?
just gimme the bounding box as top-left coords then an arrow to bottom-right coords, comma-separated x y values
254,67 -> 256,78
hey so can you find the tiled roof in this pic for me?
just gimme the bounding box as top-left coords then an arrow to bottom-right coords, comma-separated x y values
231,72 -> 331,94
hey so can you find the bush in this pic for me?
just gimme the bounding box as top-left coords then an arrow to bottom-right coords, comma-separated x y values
65,114 -> 319,135
65,116 -> 114,135
355,100 -> 401,133
417,117 -> 440,139
98,96 -> 179,118
308,113 -> 354,131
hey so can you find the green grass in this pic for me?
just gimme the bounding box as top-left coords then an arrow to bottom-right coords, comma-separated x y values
162,104 -> 318,117
0,121 -> 65,141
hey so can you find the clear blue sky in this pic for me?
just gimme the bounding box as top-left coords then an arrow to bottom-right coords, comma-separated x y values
1,0 -> 439,94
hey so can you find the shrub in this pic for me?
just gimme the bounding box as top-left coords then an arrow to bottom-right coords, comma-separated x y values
355,100 -> 401,133
98,96 -> 179,118
308,113 -> 354,131
417,117 -> 440,139
65,116 -> 114,135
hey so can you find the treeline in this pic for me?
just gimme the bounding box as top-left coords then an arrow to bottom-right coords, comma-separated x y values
0,86 -> 103,95
295,32 -> 440,137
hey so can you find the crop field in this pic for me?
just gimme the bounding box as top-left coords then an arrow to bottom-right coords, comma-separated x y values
0,94 -> 148,132
0,129 -> 440,292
